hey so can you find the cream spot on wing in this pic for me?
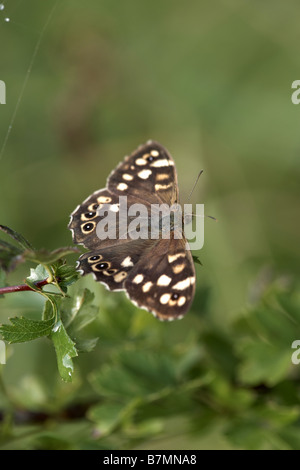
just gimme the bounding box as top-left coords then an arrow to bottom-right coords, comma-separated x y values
121,256 -> 134,267
88,202 -> 102,211
160,293 -> 171,304
109,204 -> 119,212
142,281 -> 153,293
172,263 -> 185,274
138,169 -> 152,179
157,274 -> 172,286
150,150 -> 159,157
168,253 -> 185,263
177,296 -> 186,306
117,182 -> 128,191
133,274 -> 144,284
114,271 -> 127,282
172,278 -> 191,290
156,173 -> 169,181
122,173 -> 133,181
136,158 -> 147,166
150,159 -> 174,167
98,196 -> 111,203
103,269 -> 117,276
155,183 -> 172,190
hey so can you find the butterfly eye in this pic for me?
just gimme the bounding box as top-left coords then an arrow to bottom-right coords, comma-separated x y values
88,255 -> 101,262
171,293 -> 179,301
95,262 -> 109,270
146,155 -> 154,162
82,222 -> 95,232
84,211 -> 96,219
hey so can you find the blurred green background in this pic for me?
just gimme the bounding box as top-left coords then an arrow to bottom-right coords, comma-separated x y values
0,0 -> 300,450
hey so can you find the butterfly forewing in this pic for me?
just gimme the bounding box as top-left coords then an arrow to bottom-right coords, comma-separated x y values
69,189 -> 151,250
69,189 -> 115,248
107,141 -> 179,205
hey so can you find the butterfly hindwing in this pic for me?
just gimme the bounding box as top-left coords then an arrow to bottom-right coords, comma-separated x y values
77,239 -> 154,292
124,234 -> 195,320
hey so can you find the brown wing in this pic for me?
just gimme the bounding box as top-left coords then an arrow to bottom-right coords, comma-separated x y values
107,141 -> 179,205
68,141 -> 195,320
124,233 -> 196,321
76,238 -> 154,291
68,187 -> 152,250
68,142 -> 179,249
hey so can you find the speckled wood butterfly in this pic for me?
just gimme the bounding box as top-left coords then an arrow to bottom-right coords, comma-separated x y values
68,141 -> 196,321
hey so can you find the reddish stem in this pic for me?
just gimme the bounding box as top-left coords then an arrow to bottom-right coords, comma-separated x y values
0,279 -> 49,295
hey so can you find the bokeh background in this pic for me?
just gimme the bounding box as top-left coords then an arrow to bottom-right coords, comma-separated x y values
0,0 -> 300,450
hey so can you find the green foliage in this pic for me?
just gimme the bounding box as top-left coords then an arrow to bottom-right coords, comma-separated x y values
0,225 -> 300,449
50,320 -> 78,382
0,315 -> 56,343
80,280 -> 300,451
0,226 -> 97,383
0,225 -> 80,272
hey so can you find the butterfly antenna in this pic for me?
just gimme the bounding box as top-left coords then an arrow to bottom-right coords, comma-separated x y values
191,213 -> 218,222
185,170 -> 217,221
187,170 -> 203,202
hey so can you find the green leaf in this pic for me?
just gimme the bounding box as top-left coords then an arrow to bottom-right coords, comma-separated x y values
192,255 -> 202,266
202,331 -> 239,380
0,226 -> 81,274
119,350 -> 177,390
52,262 -> 79,294
0,239 -> 24,272
88,403 -> 128,435
0,315 -> 55,343
26,264 -> 49,289
62,289 -> 98,331
42,298 -> 57,321
0,225 -> 33,251
75,337 -> 98,353
237,340 -> 292,387
225,404 -> 299,450
60,288 -> 98,352
25,246 -> 81,265
51,320 -> 78,382
91,351 -> 177,401
233,282 -> 300,387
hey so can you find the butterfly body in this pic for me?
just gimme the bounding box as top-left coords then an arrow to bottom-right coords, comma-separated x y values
69,141 -> 196,321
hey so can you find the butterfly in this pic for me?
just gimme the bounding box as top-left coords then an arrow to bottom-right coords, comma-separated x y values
68,141 -> 196,321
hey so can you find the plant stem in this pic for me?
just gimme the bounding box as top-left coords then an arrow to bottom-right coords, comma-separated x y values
0,279 -> 49,295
